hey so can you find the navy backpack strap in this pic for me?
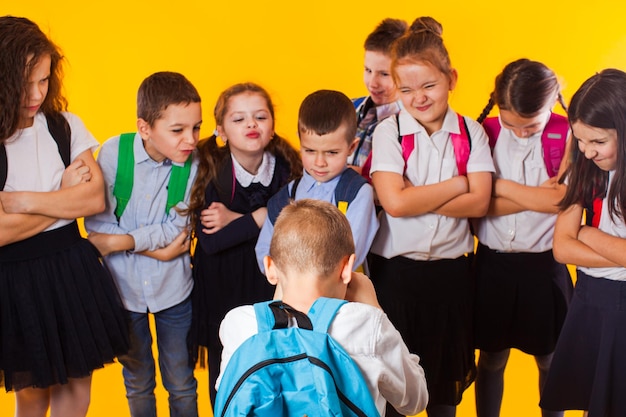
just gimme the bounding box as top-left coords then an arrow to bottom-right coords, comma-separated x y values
306,297 -> 348,333
334,168 -> 367,210
254,301 -> 313,333
45,112 -> 71,167
2,113 -> 71,190
267,177 -> 301,225
0,143 -> 7,191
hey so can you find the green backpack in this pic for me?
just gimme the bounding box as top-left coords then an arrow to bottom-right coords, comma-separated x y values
113,133 -> 192,219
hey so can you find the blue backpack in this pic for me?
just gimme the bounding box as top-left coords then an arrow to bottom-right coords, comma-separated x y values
213,297 -> 381,417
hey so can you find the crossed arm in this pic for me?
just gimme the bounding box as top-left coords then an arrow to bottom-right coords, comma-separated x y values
0,150 -> 103,246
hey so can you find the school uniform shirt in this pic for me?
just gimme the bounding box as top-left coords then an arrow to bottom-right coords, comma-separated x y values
84,133 -> 198,313
216,301 -> 428,416
3,112 -> 98,231
348,96 -> 402,167
474,126 -> 558,252
254,168 -> 379,272
579,170 -> 626,281
370,107 -> 495,261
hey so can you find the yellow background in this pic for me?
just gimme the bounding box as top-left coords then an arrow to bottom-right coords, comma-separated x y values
2,0 -> 625,415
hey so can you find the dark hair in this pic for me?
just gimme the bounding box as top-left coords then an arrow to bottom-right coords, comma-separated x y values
187,83 -> 302,228
559,69 -> 626,221
298,90 -> 357,144
137,71 -> 201,126
364,18 -> 408,54
0,16 -> 67,142
477,58 -> 567,123
391,17 -> 453,84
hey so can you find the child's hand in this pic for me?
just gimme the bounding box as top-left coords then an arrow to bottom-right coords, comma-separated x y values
345,272 -> 381,309
61,158 -> 92,188
540,177 -> 558,189
201,202 -> 243,234
139,230 -> 191,261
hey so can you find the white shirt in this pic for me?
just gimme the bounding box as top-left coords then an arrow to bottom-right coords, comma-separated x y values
217,302 -> 428,416
370,107 -> 494,260
3,112 -> 98,231
580,170 -> 626,281
474,126 -> 557,252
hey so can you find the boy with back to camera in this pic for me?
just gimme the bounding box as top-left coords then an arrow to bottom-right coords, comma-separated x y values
255,89 -> 379,271
218,199 -> 429,416
84,71 -> 202,417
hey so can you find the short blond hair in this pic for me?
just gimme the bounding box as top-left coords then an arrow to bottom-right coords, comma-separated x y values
270,199 -> 355,277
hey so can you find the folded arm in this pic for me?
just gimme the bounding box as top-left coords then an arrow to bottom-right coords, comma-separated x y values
0,149 -> 105,219
552,204 -> 618,267
372,170 -> 468,218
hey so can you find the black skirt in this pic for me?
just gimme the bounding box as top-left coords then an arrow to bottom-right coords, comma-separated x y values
368,253 -> 476,407
540,271 -> 626,416
0,222 -> 129,391
474,243 -> 573,355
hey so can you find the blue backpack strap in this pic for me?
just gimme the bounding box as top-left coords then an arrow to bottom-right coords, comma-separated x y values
334,168 -> 367,215
352,96 -> 367,111
306,297 -> 348,333
254,301 -> 277,333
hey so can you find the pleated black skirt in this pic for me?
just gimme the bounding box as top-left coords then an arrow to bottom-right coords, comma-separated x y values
0,222 -> 129,391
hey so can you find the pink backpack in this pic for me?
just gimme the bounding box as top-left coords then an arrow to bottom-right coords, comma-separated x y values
482,113 -> 569,178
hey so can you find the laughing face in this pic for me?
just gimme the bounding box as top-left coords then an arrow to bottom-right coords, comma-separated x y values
139,101 -> 202,163
573,121 -> 619,172
363,50 -> 397,106
395,61 -> 457,135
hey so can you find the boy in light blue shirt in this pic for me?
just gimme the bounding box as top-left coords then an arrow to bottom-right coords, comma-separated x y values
255,90 -> 378,272
85,72 -> 202,417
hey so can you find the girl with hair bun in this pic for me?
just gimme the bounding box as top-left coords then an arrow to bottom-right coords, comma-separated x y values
369,16 -> 494,417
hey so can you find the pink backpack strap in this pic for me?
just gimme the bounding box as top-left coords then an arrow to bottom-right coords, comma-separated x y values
396,114 -> 415,174
591,197 -> 603,228
482,117 -> 501,149
450,113 -> 471,176
541,113 -> 569,177
397,113 -> 471,175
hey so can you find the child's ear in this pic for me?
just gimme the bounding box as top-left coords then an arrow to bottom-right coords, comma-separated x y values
348,137 -> 359,154
137,118 -> 150,139
216,125 -> 225,139
264,256 -> 279,286
449,68 -> 458,91
340,254 -> 356,285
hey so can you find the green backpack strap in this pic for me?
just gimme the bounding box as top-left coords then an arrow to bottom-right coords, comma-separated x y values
113,133 -> 136,220
166,156 -> 192,213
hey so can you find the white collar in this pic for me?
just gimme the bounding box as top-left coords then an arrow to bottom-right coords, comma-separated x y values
232,151 -> 275,187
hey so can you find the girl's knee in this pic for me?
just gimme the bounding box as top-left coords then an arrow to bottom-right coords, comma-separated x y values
478,349 -> 510,372
15,387 -> 50,417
